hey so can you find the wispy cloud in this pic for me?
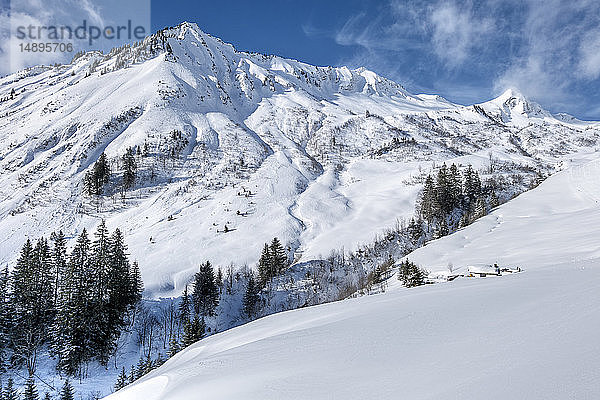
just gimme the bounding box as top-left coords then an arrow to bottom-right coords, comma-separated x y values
577,29 -> 600,80
493,0 -> 600,105
305,0 -> 600,117
428,1 -> 494,68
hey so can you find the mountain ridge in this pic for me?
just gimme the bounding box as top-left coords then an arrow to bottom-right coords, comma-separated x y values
0,21 -> 599,297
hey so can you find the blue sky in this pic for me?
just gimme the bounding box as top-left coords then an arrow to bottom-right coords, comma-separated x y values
152,0 -> 600,120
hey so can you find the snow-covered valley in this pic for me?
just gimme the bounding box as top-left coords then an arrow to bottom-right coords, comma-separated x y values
106,145 -> 600,400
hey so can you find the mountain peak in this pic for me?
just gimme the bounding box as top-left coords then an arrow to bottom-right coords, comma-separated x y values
479,88 -> 550,123
496,88 -> 526,102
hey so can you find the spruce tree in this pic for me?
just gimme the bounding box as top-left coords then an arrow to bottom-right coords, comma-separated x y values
4,378 -> 18,400
257,243 -> 272,287
128,366 -> 135,385
407,218 -> 424,245
242,273 -> 260,319
52,229 -> 92,376
23,376 -> 38,400
59,380 -> 74,400
134,356 -> 146,380
191,262 -> 219,317
84,152 -> 111,196
90,221 -> 114,364
122,147 -> 137,190
269,238 -> 287,275
463,165 -> 482,204
178,285 -> 191,326
435,164 -> 453,216
474,197 -> 487,219
0,266 -> 11,372
448,163 -> 462,209
398,260 -> 426,288
168,335 -> 180,358
50,231 -> 68,306
489,191 -> 500,209
182,314 -> 205,347
107,228 -> 132,316
419,175 -> 437,224
129,261 -> 144,304
114,366 -> 128,391
11,238 -> 54,374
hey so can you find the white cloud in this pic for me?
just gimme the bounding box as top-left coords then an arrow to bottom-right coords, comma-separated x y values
578,30 -> 600,80
428,1 -> 494,68
494,0 -> 600,105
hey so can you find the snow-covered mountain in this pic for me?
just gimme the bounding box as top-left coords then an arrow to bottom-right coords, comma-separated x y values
0,22 -> 599,297
105,154 -> 600,400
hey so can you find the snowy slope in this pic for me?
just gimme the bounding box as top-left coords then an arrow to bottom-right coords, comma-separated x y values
104,153 -> 600,400
0,22 -> 599,297
406,152 -> 600,273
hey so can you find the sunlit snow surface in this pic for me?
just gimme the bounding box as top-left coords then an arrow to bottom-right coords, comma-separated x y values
0,23 -> 599,299
106,155 -> 600,400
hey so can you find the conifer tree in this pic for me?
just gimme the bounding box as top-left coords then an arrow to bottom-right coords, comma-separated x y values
23,376 -> 38,400
134,356 -> 146,380
448,163 -> 462,208
398,260 -> 426,288
129,261 -> 144,304
59,380 -> 74,400
489,191 -> 500,209
11,238 -> 54,374
474,197 -> 487,219
463,165 -> 482,203
192,262 -> 219,317
242,273 -> 260,319
257,243 -> 272,287
419,175 -> 437,224
84,152 -> 111,196
407,218 -> 424,245
435,164 -> 453,216
168,335 -> 180,358
269,238 -> 287,275
4,378 -> 18,400
122,147 -> 137,190
178,285 -> 191,327
182,315 -> 205,348
52,229 -> 92,376
50,231 -> 68,305
90,221 -> 114,364
107,228 -> 132,315
0,266 -> 11,372
114,366 -> 128,391
128,366 -> 135,385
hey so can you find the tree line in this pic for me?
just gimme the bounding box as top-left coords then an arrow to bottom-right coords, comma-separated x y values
414,164 -> 499,239
0,221 -> 143,379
